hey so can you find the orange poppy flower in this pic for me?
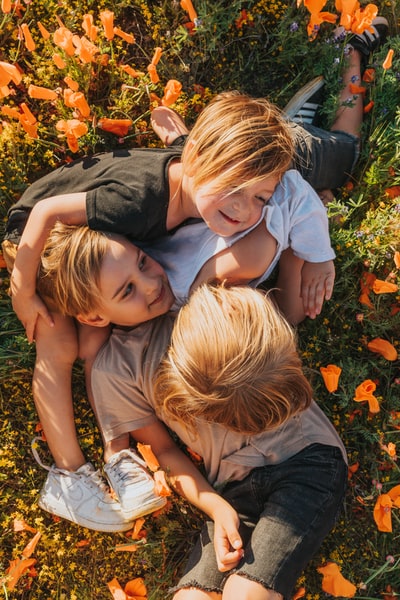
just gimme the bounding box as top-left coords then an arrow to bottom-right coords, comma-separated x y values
97,117 -> 132,137
100,10 -> 115,40
74,36 -> 100,64
56,119 -> 88,152
5,558 -> 37,591
362,67 -> 375,82
359,292 -> 373,308
320,364 -> 342,393
114,27 -> 135,44
180,0 -> 198,23
292,586 -> 306,600
373,493 -> 393,531
147,63 -> 160,84
354,379 -> 380,413
68,91 -> 91,118
360,270 -> 376,293
1,0 -> 11,13
383,49 -> 394,70
154,470 -> 172,497
20,23 -> 36,52
108,576 -> 147,600
137,443 -> 160,471
28,85 -> 58,101
363,100 -> 374,113
367,338 -> 397,361
349,82 -> 366,95
20,103 -> 36,125
385,185 -> 400,199
0,61 -> 23,87
150,47 -> 162,66
64,76 -> 79,91
317,562 -> 356,597
372,279 -> 398,294
37,21 -> 51,40
121,64 -> 145,78
13,519 -> 37,534
351,4 -> 377,34
161,79 -> 182,106
53,26 -> 75,56
52,53 -> 66,69
394,251 -> 400,269
348,462 -> 359,479
82,14 -> 98,42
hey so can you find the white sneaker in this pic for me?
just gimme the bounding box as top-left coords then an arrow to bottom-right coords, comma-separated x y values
32,438 -> 133,532
104,449 -> 167,520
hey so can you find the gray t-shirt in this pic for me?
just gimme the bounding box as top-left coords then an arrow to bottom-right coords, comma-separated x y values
91,315 -> 347,488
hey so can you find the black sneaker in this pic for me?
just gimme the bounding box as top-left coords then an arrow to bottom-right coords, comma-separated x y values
334,16 -> 389,56
283,76 -> 325,125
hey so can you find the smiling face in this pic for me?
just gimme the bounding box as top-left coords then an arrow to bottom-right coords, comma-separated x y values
194,175 -> 279,237
97,237 -> 175,326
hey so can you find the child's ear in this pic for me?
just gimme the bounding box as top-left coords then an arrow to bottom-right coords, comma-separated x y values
76,313 -> 111,328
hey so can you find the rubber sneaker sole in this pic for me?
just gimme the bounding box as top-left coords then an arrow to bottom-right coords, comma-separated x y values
121,494 -> 167,521
283,76 -> 325,121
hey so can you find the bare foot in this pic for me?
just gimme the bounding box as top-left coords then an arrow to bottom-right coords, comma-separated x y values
151,106 -> 189,146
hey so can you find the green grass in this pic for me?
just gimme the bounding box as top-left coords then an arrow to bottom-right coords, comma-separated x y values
0,0 -> 399,598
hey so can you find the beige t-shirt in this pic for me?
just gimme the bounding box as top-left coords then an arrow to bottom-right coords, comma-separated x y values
91,315 -> 347,487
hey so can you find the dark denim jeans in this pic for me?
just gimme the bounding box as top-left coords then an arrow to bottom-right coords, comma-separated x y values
173,443 -> 347,599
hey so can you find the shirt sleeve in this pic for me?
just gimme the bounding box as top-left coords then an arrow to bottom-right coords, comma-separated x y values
281,170 -> 336,263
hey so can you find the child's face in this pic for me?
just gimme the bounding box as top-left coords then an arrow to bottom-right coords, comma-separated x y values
194,175 -> 279,237
97,237 -> 175,326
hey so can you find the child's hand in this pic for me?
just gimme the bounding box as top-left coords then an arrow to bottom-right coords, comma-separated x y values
301,260 -> 335,319
213,506 -> 244,572
11,286 -> 54,342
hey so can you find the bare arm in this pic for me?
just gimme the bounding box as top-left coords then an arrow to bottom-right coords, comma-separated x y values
132,421 -> 243,571
11,192 -> 87,341
191,222 -> 277,291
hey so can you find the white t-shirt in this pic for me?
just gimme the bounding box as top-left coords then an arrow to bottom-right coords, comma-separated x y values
143,169 -> 335,307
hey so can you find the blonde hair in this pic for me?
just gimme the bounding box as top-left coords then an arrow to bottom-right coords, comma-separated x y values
155,284 -> 312,435
37,222 -> 112,316
181,91 -> 294,194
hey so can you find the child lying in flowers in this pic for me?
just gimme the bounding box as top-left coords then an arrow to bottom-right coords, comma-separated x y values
89,282 -> 348,599
1,89 -> 340,530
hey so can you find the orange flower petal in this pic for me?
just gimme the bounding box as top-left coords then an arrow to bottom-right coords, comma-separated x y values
292,586 -> 306,600
28,84 -> 58,101
97,117 -> 132,137
20,23 -> 36,52
0,61 -> 23,87
121,65 -> 145,78
180,0 -> 198,23
1,0 -> 11,13
107,577 -> 127,600
125,577 -> 147,598
37,21 -> 51,40
100,10 -> 115,40
363,100 -> 374,113
13,519 -> 37,534
52,53 -> 67,69
150,47 -> 162,66
161,79 -> 182,107
137,443 -> 160,472
22,532 -> 41,558
394,252 -> 400,269
362,67 -> 375,83
64,76 -> 79,91
385,185 -> 400,199
5,558 -> 37,591
367,338 -> 398,361
349,82 -> 366,95
82,14 -> 98,42
147,63 -> 160,84
320,364 -> 342,393
114,542 -> 140,552
359,292 -> 373,308
383,49 -> 394,70
53,26 -> 75,56
372,279 -> 398,294
114,27 -> 135,44
373,493 -> 392,532
131,517 -> 146,540
154,470 -> 172,497
317,562 -> 356,597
